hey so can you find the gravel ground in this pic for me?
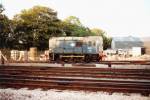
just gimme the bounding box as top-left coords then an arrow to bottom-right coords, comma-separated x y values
0,88 -> 149,100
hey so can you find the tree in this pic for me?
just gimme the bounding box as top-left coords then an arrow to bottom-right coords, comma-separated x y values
91,28 -> 112,50
0,4 -> 13,49
91,28 -> 105,36
64,16 -> 82,26
62,16 -> 92,36
0,14 -> 11,48
6,6 -> 112,50
12,6 -> 62,50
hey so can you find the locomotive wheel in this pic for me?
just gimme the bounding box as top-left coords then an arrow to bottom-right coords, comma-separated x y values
54,54 -> 60,63
49,53 -> 53,61
84,55 -> 90,63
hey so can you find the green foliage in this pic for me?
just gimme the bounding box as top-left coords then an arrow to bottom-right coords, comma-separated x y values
12,6 -> 62,50
91,28 -> 112,50
91,28 -> 105,36
64,16 -> 82,26
0,6 -> 112,50
62,16 -> 92,36
0,14 -> 11,48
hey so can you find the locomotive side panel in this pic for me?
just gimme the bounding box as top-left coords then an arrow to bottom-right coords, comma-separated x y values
49,36 -> 103,62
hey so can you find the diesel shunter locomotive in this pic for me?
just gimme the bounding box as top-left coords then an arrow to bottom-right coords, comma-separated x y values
49,36 -> 103,62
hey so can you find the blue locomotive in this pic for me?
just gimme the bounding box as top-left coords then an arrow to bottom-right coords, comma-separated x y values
49,36 -> 103,62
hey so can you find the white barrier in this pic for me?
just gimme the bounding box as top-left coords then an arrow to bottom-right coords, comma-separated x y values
11,50 -> 19,61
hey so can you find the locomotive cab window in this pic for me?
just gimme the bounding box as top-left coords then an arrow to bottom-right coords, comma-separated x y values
88,41 -> 92,46
76,41 -> 83,47
93,41 -> 96,46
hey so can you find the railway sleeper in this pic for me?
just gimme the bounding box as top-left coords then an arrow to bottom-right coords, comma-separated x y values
1,73 -> 150,80
1,70 -> 150,76
1,75 -> 150,84
0,78 -> 150,89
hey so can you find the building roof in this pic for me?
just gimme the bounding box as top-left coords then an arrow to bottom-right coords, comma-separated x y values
112,36 -> 142,42
112,36 -> 150,42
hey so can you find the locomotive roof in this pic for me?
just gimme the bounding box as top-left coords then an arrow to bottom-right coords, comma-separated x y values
49,36 -> 102,41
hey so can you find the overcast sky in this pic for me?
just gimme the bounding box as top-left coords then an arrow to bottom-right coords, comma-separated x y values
1,0 -> 150,37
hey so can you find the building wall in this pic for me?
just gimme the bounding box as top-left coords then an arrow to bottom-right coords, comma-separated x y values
143,41 -> 150,54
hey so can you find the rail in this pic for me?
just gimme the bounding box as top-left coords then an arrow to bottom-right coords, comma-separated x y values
0,65 -> 150,96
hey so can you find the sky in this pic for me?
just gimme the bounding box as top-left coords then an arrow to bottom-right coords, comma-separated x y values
1,0 -> 150,37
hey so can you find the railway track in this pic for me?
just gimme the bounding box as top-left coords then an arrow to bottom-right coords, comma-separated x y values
8,60 -> 150,65
0,65 -> 150,95
0,68 -> 150,80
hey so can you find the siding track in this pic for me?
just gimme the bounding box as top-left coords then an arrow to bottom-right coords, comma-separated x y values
0,65 -> 150,96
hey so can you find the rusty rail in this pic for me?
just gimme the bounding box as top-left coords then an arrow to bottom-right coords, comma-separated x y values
6,60 -> 150,65
0,65 -> 150,96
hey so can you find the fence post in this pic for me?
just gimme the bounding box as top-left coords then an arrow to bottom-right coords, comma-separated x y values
0,51 -> 4,65
1,55 -> 4,65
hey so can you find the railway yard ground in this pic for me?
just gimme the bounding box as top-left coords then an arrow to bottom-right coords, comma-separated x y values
0,88 -> 149,100
0,62 -> 150,100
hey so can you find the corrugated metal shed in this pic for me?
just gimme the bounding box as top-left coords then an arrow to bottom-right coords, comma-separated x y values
111,36 -> 143,49
111,36 -> 150,54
